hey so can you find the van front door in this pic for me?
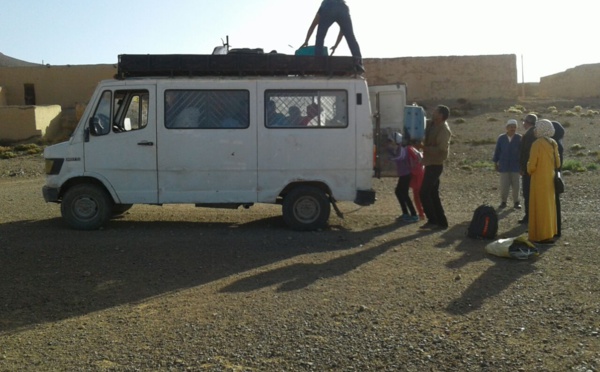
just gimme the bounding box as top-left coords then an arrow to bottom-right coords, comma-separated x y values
84,86 -> 158,203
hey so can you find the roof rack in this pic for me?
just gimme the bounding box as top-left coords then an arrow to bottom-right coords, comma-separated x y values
117,54 -> 358,79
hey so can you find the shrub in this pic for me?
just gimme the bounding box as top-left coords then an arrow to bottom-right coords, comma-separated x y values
547,106 -> 557,112
573,105 -> 583,113
0,146 -> 11,154
0,151 -> 17,159
562,159 -> 587,172
454,118 -> 466,124
587,163 -> 598,171
581,111 -> 595,118
564,110 -> 578,117
506,106 -> 523,114
14,144 -> 41,152
570,144 -> 585,151
468,139 -> 496,146
487,117 -> 499,122
471,161 -> 494,170
26,148 -> 43,155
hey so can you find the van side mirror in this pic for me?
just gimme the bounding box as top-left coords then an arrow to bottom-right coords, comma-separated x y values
89,117 -> 99,135
89,115 -> 109,136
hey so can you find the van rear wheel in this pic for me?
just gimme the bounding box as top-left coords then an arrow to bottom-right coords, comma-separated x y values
61,184 -> 113,230
282,186 -> 330,231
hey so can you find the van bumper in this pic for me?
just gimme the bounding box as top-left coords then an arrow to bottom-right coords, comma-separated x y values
354,189 -> 376,206
43,185 -> 60,203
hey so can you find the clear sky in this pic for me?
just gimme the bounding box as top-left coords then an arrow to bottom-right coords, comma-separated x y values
1,0 -> 596,82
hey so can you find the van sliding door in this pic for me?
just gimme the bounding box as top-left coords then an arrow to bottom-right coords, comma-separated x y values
156,82 -> 258,203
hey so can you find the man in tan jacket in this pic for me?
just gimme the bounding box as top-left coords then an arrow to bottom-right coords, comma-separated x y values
419,105 -> 452,229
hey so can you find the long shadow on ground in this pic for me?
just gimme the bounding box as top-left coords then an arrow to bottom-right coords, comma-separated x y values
440,218 -> 540,315
0,216 -> 430,333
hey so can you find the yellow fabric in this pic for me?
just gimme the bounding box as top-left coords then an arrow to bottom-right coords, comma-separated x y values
527,138 -> 560,241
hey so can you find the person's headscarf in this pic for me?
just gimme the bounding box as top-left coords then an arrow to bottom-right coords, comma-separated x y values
534,119 -> 555,138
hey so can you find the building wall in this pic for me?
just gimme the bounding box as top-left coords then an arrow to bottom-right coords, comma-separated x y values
4,55 -> 599,142
539,63 -> 600,99
364,54 -> 518,103
0,64 -> 116,108
0,86 -> 6,106
0,105 -> 61,141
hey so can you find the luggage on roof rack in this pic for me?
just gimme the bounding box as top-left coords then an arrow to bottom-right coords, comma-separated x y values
117,54 -> 357,79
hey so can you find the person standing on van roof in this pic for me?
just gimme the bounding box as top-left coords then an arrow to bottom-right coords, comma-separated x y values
301,0 -> 365,73
419,105 -> 452,230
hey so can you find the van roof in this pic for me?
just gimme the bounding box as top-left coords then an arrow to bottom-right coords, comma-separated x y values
117,54 -> 360,79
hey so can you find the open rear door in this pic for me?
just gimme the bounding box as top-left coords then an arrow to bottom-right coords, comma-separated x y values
368,83 -> 407,177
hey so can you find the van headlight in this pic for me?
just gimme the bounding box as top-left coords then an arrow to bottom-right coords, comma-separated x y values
45,158 -> 64,175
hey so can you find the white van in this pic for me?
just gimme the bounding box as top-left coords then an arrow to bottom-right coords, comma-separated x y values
42,55 -> 376,231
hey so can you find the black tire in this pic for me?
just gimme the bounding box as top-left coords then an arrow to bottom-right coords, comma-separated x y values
61,184 -> 114,230
111,203 -> 133,217
282,186 -> 331,231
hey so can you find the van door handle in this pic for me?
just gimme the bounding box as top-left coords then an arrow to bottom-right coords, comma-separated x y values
137,141 -> 154,146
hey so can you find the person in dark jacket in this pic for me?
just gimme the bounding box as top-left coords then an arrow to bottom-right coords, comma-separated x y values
551,120 -> 565,237
419,105 -> 452,230
518,114 -> 537,224
493,119 -> 522,209
301,0 -> 364,72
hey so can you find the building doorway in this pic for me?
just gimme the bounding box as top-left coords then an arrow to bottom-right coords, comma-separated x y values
24,84 -> 36,105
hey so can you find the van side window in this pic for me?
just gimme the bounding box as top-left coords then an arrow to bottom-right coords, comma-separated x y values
113,90 -> 149,133
265,90 -> 348,128
165,90 -> 249,129
90,91 -> 112,136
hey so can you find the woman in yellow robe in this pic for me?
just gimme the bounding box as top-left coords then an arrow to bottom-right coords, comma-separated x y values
527,119 -> 561,243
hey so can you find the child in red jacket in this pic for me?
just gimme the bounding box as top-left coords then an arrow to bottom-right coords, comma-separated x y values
407,141 -> 425,220
388,132 -> 419,222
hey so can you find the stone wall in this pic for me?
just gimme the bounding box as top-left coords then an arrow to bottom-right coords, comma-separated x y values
0,105 -> 61,141
539,63 -> 600,99
0,86 -> 6,106
0,64 -> 116,108
364,54 -> 518,103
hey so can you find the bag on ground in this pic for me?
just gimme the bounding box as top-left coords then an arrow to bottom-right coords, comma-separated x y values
485,236 -> 539,260
467,204 -> 498,239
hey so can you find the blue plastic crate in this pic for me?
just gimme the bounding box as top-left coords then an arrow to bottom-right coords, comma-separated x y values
295,46 -> 329,56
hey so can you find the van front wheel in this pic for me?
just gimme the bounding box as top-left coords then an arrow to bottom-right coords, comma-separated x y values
282,186 -> 331,231
61,184 -> 113,230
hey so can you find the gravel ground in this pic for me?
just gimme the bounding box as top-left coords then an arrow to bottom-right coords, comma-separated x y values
1,105 -> 599,371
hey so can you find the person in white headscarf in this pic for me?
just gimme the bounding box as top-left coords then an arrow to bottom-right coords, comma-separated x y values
527,119 -> 561,243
